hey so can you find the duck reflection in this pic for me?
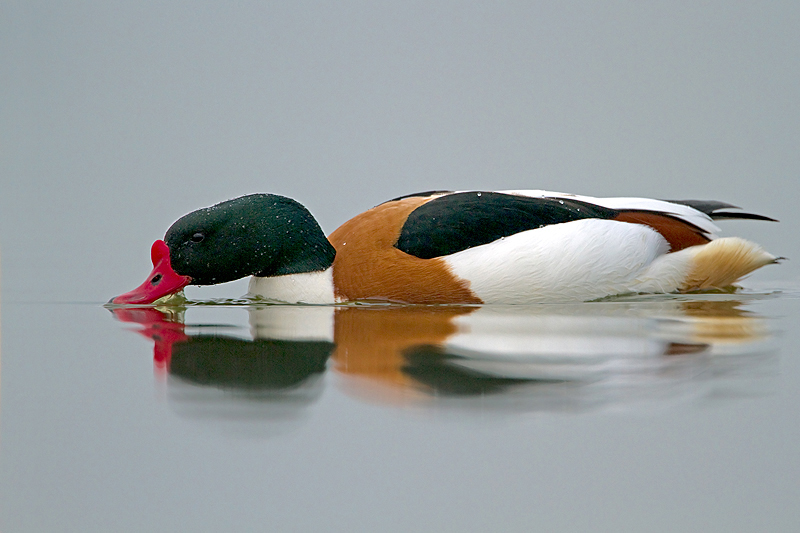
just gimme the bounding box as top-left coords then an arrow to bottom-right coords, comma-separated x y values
113,307 -> 333,391
110,296 -> 776,412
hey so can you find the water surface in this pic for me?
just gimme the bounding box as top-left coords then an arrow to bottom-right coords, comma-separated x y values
2,289 -> 799,531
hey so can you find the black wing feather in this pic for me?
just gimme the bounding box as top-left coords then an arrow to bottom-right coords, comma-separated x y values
395,192 -> 619,259
666,199 -> 777,222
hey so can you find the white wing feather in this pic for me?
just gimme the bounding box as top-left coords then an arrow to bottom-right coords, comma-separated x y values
494,189 -> 721,238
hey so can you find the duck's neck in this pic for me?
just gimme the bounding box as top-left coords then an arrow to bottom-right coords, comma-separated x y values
247,267 -> 337,304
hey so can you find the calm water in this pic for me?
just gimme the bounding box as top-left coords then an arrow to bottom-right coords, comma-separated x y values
2,289 -> 799,532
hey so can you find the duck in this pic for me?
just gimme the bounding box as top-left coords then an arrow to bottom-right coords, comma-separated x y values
111,190 -> 779,305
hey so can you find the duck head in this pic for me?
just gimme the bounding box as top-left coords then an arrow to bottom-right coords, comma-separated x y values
111,194 -> 336,304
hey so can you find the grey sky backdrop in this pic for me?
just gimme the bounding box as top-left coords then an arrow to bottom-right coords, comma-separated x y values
2,1 -> 798,302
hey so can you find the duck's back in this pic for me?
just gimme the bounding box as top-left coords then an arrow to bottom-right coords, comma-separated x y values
328,191 -> 776,304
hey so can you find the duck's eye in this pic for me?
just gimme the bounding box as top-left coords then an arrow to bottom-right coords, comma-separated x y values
190,232 -> 205,243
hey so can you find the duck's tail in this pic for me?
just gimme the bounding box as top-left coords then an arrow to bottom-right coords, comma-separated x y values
679,237 -> 780,291
632,237 -> 779,294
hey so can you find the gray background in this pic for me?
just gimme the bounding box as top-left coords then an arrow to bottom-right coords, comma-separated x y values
2,2 -> 800,532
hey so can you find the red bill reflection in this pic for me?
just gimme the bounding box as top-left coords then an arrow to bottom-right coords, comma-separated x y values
111,307 -> 188,371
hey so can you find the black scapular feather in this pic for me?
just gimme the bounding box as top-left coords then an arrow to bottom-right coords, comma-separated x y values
395,192 -> 618,259
666,199 -> 778,222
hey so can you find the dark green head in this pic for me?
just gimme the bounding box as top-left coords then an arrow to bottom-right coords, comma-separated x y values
164,194 -> 336,285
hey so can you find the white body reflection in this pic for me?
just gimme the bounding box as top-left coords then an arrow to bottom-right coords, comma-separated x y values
445,303 -> 770,380
249,305 -> 335,342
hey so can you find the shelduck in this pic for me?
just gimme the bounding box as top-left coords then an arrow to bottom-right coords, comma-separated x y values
111,190 -> 779,305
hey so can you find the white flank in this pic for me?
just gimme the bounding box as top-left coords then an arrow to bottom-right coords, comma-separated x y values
444,218 -> 672,303
247,268 -> 336,304
625,248 -> 694,294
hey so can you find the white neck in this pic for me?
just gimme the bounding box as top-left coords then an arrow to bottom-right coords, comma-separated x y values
247,268 -> 336,304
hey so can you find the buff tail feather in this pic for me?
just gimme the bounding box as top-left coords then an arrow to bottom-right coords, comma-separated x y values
680,237 -> 779,291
